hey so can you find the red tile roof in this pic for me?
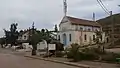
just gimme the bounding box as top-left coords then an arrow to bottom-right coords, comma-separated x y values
66,16 -> 101,27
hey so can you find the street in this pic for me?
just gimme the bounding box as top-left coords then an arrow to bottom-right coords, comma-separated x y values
0,49 -> 79,68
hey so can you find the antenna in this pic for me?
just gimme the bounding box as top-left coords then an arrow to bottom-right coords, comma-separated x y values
93,12 -> 96,21
63,0 -> 67,16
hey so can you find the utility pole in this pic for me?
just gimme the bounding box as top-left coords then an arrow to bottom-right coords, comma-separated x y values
110,11 -> 114,46
31,22 -> 36,55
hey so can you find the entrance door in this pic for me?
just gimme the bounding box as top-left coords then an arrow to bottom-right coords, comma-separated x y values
63,34 -> 67,46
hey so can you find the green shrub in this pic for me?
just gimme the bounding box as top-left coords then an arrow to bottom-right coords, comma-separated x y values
81,47 -> 105,60
81,52 -> 98,60
55,51 -> 65,57
66,44 -> 109,61
66,43 -> 81,61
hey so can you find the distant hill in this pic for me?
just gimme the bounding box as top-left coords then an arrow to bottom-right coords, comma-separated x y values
97,13 -> 120,26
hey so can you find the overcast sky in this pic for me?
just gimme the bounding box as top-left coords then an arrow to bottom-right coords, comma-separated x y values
0,0 -> 120,37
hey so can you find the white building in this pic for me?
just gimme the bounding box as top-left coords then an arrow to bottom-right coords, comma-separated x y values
17,29 -> 37,43
17,30 -> 30,42
57,16 -> 105,47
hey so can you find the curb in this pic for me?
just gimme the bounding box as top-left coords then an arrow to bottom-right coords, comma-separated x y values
24,56 -> 96,68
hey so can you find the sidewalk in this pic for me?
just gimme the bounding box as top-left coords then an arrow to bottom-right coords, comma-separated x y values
25,55 -> 93,68
1,48 -> 119,68
24,52 -> 119,68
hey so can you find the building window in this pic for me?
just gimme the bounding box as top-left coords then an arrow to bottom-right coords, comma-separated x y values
93,35 -> 95,40
84,34 -> 87,41
58,35 -> 60,41
88,28 -> 91,31
24,36 -> 26,39
69,34 -> 71,42
80,27 -> 83,30
75,25 -> 78,30
100,35 -> 102,41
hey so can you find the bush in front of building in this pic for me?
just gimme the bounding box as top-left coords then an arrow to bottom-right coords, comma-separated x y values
81,48 -> 98,60
66,43 -> 106,61
66,43 -> 120,63
66,43 -> 82,61
55,51 -> 65,57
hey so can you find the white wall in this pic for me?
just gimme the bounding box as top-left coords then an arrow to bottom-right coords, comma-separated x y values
72,25 -> 101,31
18,32 -> 29,41
58,31 -> 105,47
58,31 -> 76,46
58,17 -> 104,47
76,31 -> 96,45
59,21 -> 71,31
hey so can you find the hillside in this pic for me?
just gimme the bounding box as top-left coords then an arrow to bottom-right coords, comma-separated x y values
97,13 -> 120,48
97,13 -> 120,26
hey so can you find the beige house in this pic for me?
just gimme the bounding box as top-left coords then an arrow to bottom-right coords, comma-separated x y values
57,16 -> 105,47
17,30 -> 31,42
17,29 -> 36,43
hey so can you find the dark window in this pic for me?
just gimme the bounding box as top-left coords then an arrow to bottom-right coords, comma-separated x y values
84,34 -> 87,41
24,36 -> 26,39
100,35 -> 102,41
58,35 -> 60,41
69,34 -> 71,41
93,35 -> 95,40
88,28 -> 91,31
80,27 -> 83,30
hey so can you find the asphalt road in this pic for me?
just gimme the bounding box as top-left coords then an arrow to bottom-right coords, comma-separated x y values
0,49 -> 79,68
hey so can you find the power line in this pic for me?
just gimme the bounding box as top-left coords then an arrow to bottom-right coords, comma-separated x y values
99,0 -> 110,13
97,0 -> 110,15
97,0 -> 114,46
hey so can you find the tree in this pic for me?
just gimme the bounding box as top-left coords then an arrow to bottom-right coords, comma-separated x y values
94,31 -> 102,44
30,27 -> 56,55
66,43 -> 81,61
0,37 -> 5,48
19,30 -> 23,33
54,24 -> 58,32
94,31 -> 105,55
4,23 -> 19,46
40,29 -> 55,43
30,31 -> 41,55
4,30 -> 11,44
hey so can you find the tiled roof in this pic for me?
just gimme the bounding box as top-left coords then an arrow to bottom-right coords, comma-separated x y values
67,16 -> 101,27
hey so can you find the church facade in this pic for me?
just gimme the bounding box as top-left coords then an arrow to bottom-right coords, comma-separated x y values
57,16 -> 105,47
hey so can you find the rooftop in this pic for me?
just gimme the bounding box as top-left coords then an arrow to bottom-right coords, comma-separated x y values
62,16 -> 101,27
